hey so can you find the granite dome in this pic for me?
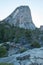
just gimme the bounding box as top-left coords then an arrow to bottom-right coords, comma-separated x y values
4,6 -> 36,30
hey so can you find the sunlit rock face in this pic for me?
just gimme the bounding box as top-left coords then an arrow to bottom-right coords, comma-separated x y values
4,6 -> 36,30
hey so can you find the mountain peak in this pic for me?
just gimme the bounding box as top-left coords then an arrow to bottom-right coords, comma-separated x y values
17,6 -> 30,9
4,6 -> 36,30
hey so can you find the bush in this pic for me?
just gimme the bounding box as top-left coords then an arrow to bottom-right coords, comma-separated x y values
25,30 -> 32,43
19,47 -> 27,53
3,43 -> 10,50
0,46 -> 7,57
30,41 -> 41,48
0,63 -> 13,65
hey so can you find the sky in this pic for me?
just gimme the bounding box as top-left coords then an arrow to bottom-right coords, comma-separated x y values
0,0 -> 43,28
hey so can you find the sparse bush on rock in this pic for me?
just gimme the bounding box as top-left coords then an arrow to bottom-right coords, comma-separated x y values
0,46 -> 7,57
0,63 -> 13,65
19,47 -> 27,53
30,41 -> 41,48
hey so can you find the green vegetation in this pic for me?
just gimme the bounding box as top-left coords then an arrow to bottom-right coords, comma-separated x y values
19,47 -> 27,53
0,63 -> 13,65
30,41 -> 41,48
3,43 -> 10,50
0,22 -> 42,47
0,22 -> 33,43
0,46 -> 7,57
0,23 -> 15,42
25,30 -> 32,42
41,36 -> 43,41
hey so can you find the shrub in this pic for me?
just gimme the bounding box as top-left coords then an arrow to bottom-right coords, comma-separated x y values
19,47 -> 27,53
30,41 -> 41,48
3,43 -> 10,50
0,46 -> 7,57
0,63 -> 13,65
25,30 -> 32,43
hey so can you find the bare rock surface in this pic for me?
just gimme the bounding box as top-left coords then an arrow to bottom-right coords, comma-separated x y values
0,47 -> 43,65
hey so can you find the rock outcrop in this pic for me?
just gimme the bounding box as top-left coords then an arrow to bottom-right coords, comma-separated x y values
3,6 -> 36,30
40,26 -> 43,31
0,47 -> 43,65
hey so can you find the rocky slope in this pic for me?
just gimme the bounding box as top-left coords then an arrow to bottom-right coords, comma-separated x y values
3,6 -> 36,30
0,6 -> 43,65
0,47 -> 43,65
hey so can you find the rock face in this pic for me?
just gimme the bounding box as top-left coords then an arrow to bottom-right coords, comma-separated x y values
40,26 -> 43,31
4,6 -> 35,30
0,47 -> 43,65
